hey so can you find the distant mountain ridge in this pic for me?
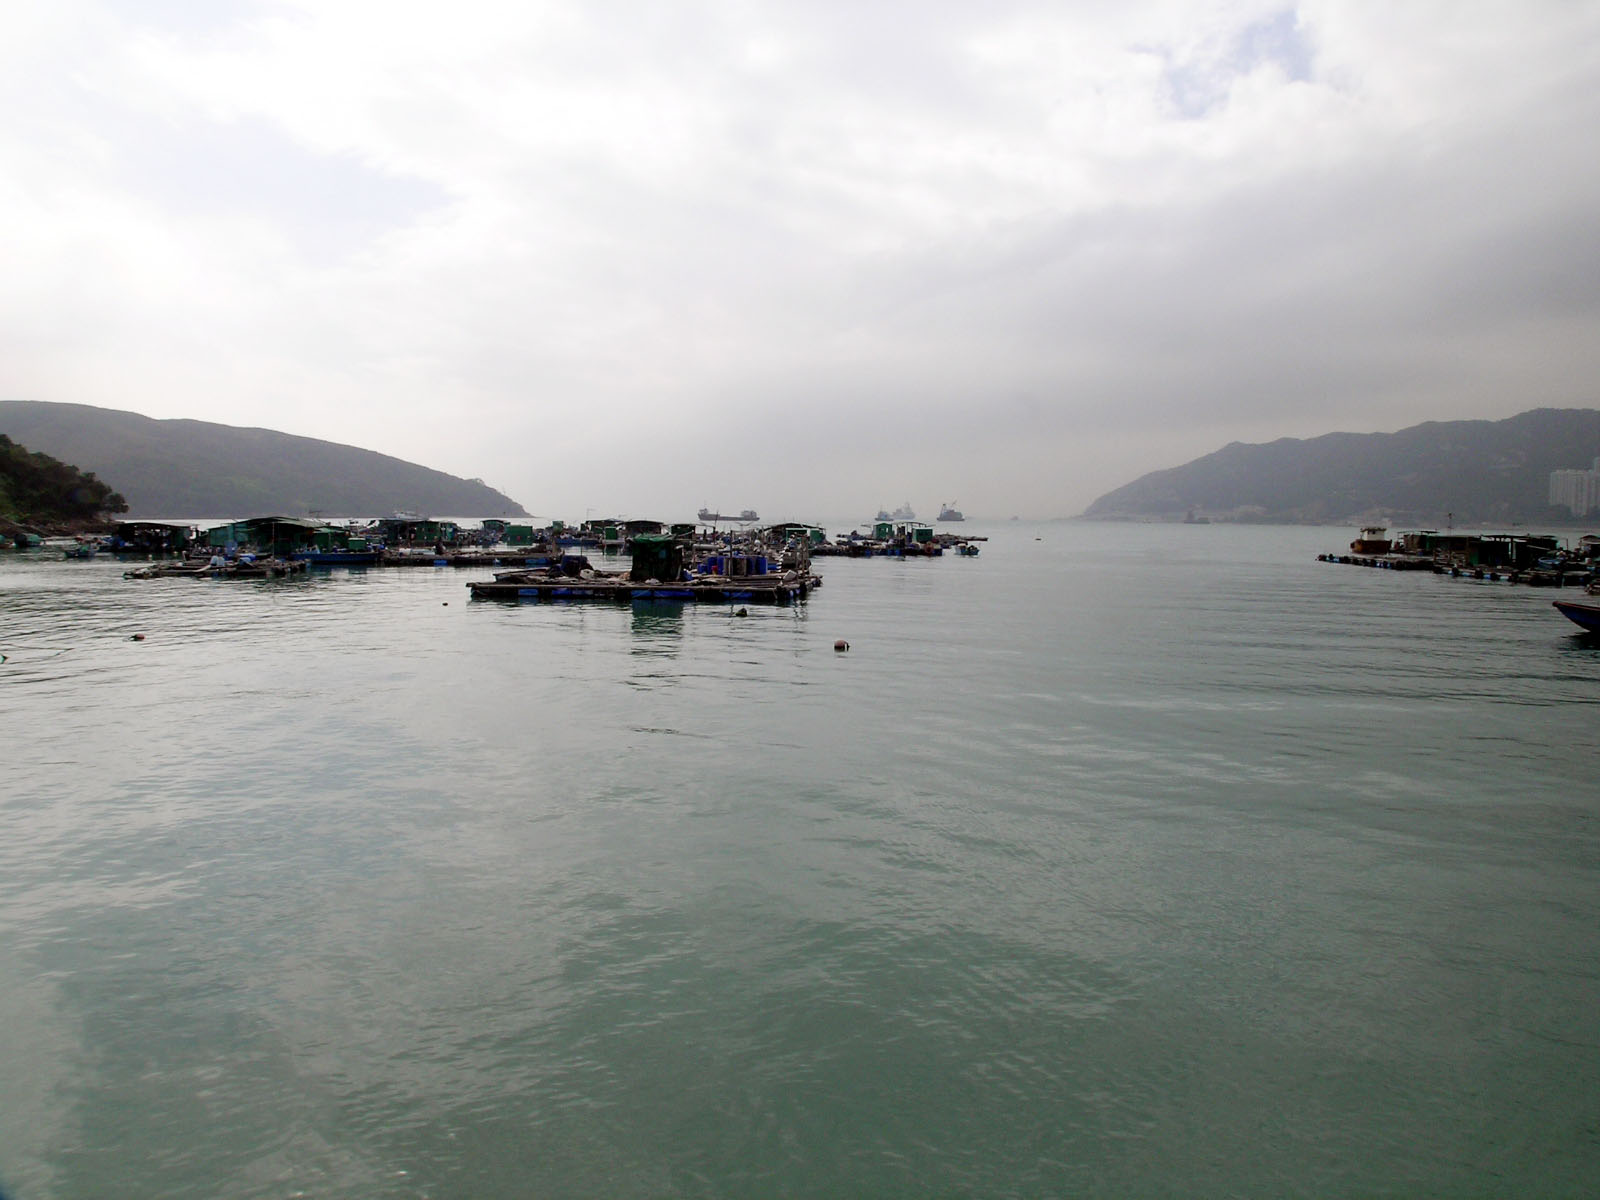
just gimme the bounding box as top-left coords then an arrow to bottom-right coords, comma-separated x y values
0,401 -> 527,518
1084,408 -> 1600,525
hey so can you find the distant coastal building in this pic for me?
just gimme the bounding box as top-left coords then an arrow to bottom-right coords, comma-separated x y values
1549,457 -> 1600,516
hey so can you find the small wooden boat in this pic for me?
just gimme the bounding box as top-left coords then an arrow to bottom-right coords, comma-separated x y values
1552,599 -> 1600,633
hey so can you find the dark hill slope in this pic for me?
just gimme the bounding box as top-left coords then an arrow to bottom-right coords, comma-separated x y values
1,433 -> 127,527
1084,408 -> 1600,524
0,401 -> 527,518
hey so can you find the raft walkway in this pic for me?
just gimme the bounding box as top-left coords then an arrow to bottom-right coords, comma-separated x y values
467,573 -> 819,605
1318,552 -> 1594,587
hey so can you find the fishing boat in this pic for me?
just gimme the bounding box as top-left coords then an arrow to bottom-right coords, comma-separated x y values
1552,599 -> 1600,632
1350,526 -> 1392,554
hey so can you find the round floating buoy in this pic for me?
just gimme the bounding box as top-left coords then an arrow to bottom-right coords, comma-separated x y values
129,634 -> 145,641
834,639 -> 850,651
442,601 -> 449,605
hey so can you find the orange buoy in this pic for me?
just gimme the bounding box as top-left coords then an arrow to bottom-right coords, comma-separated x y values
834,639 -> 849,651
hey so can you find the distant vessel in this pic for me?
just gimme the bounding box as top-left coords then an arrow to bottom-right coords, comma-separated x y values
881,502 -> 915,521
1350,525 -> 1391,554
937,501 -> 965,522
698,507 -> 759,523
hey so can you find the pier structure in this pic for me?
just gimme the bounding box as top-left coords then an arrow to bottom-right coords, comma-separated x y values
1319,528 -> 1597,588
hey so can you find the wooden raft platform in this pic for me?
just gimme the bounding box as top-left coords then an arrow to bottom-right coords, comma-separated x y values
384,550 -> 550,567
125,558 -> 308,580
1318,553 -> 1595,586
1316,553 -> 1435,571
467,572 -> 820,604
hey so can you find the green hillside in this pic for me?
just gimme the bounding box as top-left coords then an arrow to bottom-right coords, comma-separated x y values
1,434 -> 128,526
0,401 -> 527,518
1084,408 -> 1600,525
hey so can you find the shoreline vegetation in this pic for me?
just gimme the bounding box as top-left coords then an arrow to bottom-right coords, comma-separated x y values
0,433 -> 127,537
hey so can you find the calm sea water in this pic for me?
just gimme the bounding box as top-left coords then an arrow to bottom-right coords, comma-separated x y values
3,522 -> 1598,1198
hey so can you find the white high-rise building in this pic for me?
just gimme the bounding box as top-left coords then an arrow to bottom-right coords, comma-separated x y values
1550,457 -> 1600,516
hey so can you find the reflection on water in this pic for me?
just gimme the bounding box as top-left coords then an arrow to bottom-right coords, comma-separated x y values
629,603 -> 685,651
2,528 -> 1599,1198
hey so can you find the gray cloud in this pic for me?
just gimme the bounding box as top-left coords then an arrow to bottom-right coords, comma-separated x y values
2,0 -> 1597,521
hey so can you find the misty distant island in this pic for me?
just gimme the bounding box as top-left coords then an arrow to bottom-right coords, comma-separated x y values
9,400 -> 1600,530
1084,407 -> 1600,527
0,401 -> 527,518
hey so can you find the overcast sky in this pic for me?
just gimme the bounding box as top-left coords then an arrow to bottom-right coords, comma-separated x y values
3,0 -> 1599,520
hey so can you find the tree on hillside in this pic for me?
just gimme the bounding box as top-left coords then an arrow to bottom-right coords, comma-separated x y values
0,434 -> 128,522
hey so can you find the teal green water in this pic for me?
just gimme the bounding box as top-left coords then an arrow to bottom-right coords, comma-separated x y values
3,523 -> 1598,1197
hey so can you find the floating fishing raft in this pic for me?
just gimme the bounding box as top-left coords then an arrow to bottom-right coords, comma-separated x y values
124,558 -> 308,580
467,567 -> 820,605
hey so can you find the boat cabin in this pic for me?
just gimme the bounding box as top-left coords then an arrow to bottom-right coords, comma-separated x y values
236,516 -> 324,557
629,534 -> 687,582
1396,531 -> 1563,569
1350,526 -> 1392,554
873,520 -> 935,544
768,522 -> 826,545
375,517 -> 459,547
108,521 -> 200,555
